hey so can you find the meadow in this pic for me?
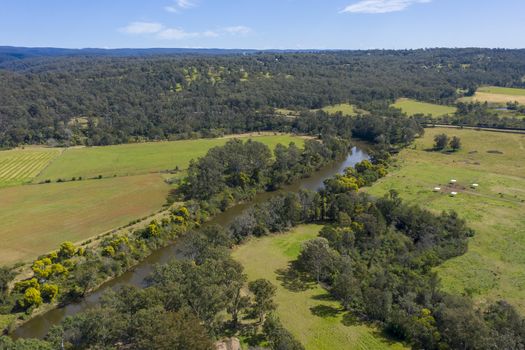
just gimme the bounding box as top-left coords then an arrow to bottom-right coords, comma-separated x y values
366,128 -> 525,313
35,134 -> 305,181
461,86 -> 525,104
0,174 -> 169,265
233,225 -> 406,350
0,148 -> 61,187
392,98 -> 456,117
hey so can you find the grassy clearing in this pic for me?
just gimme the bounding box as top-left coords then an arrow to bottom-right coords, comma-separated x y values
460,86 -> 525,105
392,98 -> 456,117
0,174 -> 169,265
366,128 -> 525,313
320,103 -> 362,116
36,135 -> 305,182
232,225 -> 406,350
0,148 -> 61,188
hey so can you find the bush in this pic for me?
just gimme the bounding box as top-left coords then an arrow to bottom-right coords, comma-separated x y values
14,278 -> 40,293
18,287 -> 42,309
58,241 -> 77,259
41,284 -> 59,303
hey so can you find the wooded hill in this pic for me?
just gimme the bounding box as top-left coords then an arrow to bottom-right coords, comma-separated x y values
1,48 -> 525,147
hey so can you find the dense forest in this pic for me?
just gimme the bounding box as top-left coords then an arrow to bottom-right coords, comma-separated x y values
1,48 -> 525,146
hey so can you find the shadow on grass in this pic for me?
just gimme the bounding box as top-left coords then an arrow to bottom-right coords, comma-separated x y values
310,304 -> 342,318
275,265 -> 314,292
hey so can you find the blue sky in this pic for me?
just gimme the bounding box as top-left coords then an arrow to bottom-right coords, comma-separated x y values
1,0 -> 525,49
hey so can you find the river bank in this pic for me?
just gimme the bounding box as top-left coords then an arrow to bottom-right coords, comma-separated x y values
10,145 -> 370,340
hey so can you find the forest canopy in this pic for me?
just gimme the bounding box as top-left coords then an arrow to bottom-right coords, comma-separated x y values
1,48 -> 525,146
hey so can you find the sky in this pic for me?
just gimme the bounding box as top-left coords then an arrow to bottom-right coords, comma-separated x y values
1,0 -> 525,49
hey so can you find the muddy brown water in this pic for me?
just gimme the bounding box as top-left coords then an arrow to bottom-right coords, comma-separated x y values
12,146 -> 369,340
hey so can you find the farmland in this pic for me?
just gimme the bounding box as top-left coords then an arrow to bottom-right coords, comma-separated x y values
366,128 -> 525,312
392,98 -> 456,117
35,134 -> 305,181
233,225 -> 406,350
0,174 -> 169,265
461,86 -> 525,104
0,148 -> 61,187
0,134 -> 305,265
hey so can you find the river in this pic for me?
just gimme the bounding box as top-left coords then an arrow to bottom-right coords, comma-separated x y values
12,145 -> 369,340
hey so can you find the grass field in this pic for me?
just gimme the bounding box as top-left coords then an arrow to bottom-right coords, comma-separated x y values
392,98 -> 456,117
0,148 -> 61,187
35,134 -> 305,181
320,103 -> 362,116
460,86 -> 525,105
232,225 -> 406,350
0,174 -> 169,265
366,128 -> 525,313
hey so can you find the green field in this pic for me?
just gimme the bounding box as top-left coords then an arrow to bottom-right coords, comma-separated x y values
392,98 -> 457,117
366,128 -> 525,313
460,86 -> 525,105
0,148 -> 61,187
233,225 -> 406,350
478,86 -> 525,96
0,174 -> 169,265
0,134 -> 306,265
35,134 -> 305,181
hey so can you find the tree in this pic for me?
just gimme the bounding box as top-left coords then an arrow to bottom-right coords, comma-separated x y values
248,279 -> 277,323
0,266 -> 14,302
296,238 -> 337,283
131,308 -> 214,350
263,314 -> 305,350
449,136 -> 461,151
433,133 -> 449,150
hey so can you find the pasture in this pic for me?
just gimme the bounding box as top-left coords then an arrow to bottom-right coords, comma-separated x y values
461,86 -> 525,104
35,134 -> 305,181
0,148 -> 61,187
233,225 -> 406,350
392,98 -> 456,117
366,128 -> 525,313
0,174 -> 169,265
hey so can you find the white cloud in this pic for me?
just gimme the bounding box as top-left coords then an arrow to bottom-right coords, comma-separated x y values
119,22 -> 164,34
341,0 -> 431,14
165,0 -> 196,13
223,26 -> 252,36
120,21 -> 252,41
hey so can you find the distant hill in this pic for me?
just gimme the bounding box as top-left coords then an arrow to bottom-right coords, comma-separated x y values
0,46 -> 323,64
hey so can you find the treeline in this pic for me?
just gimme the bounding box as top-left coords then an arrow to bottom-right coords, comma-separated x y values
2,48 -> 525,146
416,101 -> 525,130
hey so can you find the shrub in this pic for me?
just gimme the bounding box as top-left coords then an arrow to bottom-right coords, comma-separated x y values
58,241 -> 77,259
18,287 -> 42,309
14,278 -> 40,293
41,284 -> 59,302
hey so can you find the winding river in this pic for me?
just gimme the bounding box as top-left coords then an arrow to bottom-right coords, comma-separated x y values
13,145 -> 369,340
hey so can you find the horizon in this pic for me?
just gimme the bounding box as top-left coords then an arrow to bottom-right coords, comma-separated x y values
2,0 -> 525,50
